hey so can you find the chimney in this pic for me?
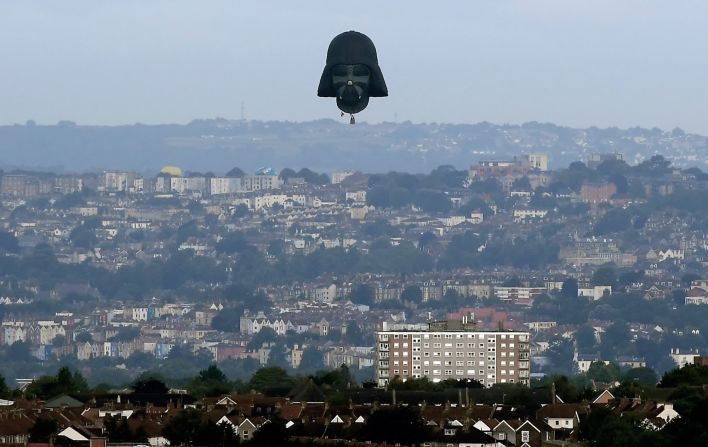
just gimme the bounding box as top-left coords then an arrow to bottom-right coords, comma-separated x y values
551,382 -> 557,404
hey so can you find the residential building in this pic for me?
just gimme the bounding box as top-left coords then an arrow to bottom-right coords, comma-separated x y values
375,314 -> 530,387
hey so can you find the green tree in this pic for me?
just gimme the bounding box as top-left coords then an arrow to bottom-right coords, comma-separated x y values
592,266 -> 618,286
246,327 -> 278,350
248,367 -> 294,394
575,325 -> 597,351
298,346 -> 324,372
349,284 -> 375,306
561,278 -> 579,298
587,361 -> 621,383
622,367 -> 658,385
401,285 -> 423,304
29,417 -> 59,442
0,374 -> 10,398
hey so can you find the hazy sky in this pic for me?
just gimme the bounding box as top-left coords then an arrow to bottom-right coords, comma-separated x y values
1,1 -> 707,133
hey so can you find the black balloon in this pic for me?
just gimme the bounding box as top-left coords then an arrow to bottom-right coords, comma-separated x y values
318,31 -> 388,118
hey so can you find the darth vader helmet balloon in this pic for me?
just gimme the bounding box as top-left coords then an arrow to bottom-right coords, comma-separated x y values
318,31 -> 388,118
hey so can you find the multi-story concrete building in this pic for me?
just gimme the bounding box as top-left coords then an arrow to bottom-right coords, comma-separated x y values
209,177 -> 242,195
242,175 -> 282,192
376,316 -> 530,388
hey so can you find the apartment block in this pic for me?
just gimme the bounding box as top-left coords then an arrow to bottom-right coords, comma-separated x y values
376,317 -> 530,388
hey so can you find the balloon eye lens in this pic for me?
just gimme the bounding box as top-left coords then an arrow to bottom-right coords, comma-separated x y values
353,66 -> 370,76
332,66 -> 348,76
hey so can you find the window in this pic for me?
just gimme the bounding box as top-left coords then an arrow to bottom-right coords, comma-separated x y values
402,343 -> 408,348
424,361 -> 430,366
467,361 -> 475,366
394,334 -> 399,339
434,343 -> 442,348
468,343 -> 475,348
423,343 -> 429,348
444,370 -> 452,375
521,431 -> 529,443
456,352 -> 464,357
456,343 -> 464,348
467,369 -> 475,375
444,352 -> 452,357
456,361 -> 464,366
498,433 -> 505,440
456,369 -> 464,375
444,343 -> 453,348
393,343 -> 399,348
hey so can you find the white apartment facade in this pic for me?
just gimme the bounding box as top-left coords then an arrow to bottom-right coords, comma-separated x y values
376,328 -> 530,388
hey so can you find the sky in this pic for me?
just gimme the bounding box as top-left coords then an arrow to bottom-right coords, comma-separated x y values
1,1 -> 707,133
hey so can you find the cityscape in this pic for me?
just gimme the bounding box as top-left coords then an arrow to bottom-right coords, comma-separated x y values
0,144 -> 707,446
2,2 -> 708,446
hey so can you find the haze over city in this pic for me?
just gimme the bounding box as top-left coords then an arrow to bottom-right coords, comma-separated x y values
1,3 -> 708,447
1,1 -> 708,133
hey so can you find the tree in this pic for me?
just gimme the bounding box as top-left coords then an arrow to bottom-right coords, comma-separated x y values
248,367 -> 294,394
600,321 -> 630,358
401,285 -> 423,304
29,417 -> 59,442
349,284 -> 375,306
0,231 -> 19,253
298,346 -> 324,371
561,278 -> 579,298
248,418 -> 288,446
162,408 -> 213,446
132,377 -> 169,394
211,306 -> 244,332
362,407 -> 429,445
7,340 -> 33,362
587,361 -> 621,383
0,374 -> 10,398
592,266 -> 618,287
246,327 -> 278,350
622,367 -> 658,385
575,325 -> 596,351
75,331 -> 93,343
70,224 -> 98,248
267,343 -> 289,369
191,364 -> 231,397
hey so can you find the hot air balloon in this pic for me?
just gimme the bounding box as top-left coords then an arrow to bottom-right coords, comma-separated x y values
318,31 -> 388,124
